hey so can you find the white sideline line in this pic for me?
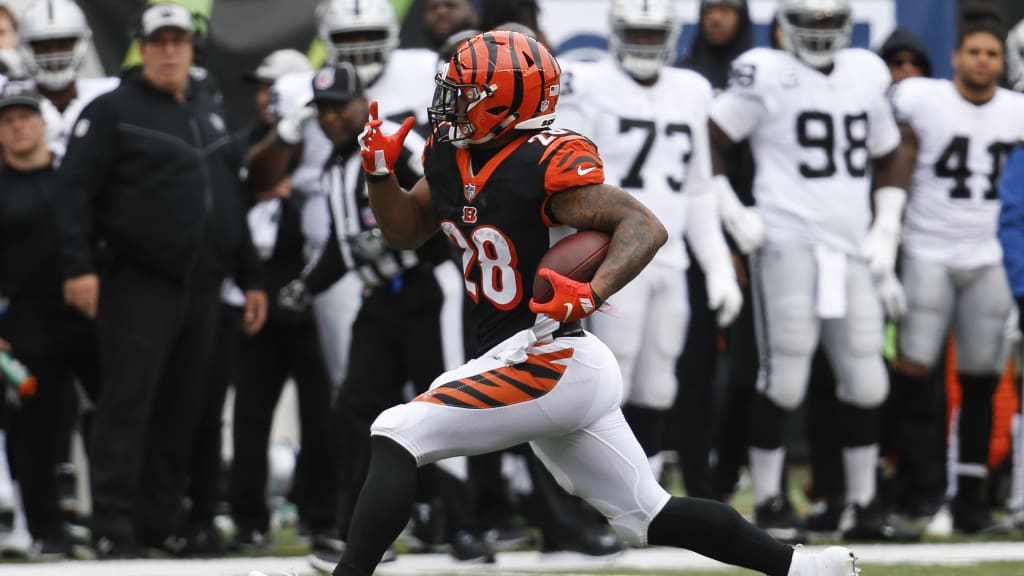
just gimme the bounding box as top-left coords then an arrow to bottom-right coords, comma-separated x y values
3,543 -> 1024,575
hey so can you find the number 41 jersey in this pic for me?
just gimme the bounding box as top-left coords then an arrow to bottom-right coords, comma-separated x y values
892,77 -> 1024,267
424,128 -> 606,354
711,47 -> 900,257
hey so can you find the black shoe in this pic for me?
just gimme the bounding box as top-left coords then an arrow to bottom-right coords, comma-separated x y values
92,535 -> 141,559
484,523 -> 533,551
230,527 -> 272,552
542,526 -> 623,557
143,534 -> 187,558
806,498 -> 844,536
307,537 -> 396,574
951,499 -> 1012,535
754,495 -> 807,544
410,502 -> 445,552
840,500 -> 921,542
181,524 -> 226,556
449,530 -> 496,563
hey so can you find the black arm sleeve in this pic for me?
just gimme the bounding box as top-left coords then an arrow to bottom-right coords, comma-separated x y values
56,96 -> 117,279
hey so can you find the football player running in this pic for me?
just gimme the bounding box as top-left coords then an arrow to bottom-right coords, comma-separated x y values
709,0 -> 919,543
19,0 -> 118,157
270,0 -> 440,391
889,15 -> 1024,534
556,0 -> 741,479
255,29 -> 861,576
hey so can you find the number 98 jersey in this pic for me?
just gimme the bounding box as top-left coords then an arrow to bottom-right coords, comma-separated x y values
892,77 -> 1024,267
711,47 -> 900,256
424,127 -> 606,354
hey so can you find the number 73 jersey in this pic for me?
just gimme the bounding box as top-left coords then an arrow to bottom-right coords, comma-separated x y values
892,77 -> 1024,267
556,59 -> 715,268
711,47 -> 900,257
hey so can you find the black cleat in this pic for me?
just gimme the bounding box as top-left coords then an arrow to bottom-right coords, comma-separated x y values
951,499 -> 1012,535
840,500 -> 921,542
755,495 -> 807,544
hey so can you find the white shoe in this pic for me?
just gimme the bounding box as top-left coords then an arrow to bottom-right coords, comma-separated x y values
813,546 -> 861,576
925,504 -> 953,537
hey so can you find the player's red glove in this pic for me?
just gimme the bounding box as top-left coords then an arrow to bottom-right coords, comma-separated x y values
358,100 -> 416,177
529,268 -> 604,323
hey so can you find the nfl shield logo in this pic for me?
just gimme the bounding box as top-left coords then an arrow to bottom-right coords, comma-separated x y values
464,183 -> 477,203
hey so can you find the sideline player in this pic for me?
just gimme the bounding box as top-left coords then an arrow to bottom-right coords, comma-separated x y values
889,15 -> 1024,534
556,0 -> 741,478
709,0 -> 918,542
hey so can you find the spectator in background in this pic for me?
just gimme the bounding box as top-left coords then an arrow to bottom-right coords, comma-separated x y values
0,82 -> 80,557
56,3 -> 266,557
675,0 -> 757,502
227,50 -> 338,555
18,0 -> 113,532
0,2 -> 23,77
878,28 -> 933,84
423,0 -> 479,52
479,0 -> 549,47
182,47 -> 314,557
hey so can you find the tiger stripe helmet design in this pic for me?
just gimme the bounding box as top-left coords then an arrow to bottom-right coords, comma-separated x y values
429,30 -> 561,147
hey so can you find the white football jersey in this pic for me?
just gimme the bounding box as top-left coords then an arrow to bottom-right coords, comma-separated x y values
556,58 -> 713,268
892,78 -> 1024,267
40,76 -> 119,158
711,48 -> 900,256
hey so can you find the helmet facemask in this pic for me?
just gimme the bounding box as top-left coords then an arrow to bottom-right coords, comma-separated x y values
326,29 -> 397,87
429,67 -> 504,147
610,25 -> 676,80
778,3 -> 852,69
24,33 -> 90,90
428,31 -> 561,148
608,0 -> 679,81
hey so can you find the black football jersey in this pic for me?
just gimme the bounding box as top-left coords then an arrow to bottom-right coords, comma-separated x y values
424,127 -> 606,353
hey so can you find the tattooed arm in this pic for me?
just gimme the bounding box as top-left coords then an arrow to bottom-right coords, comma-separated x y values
547,183 -> 667,301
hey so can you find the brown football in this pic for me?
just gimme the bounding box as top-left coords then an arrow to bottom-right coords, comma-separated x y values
532,230 -> 611,303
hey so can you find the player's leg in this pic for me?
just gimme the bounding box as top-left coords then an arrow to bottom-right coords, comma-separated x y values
593,264 -> 663,467
949,263 -> 1016,533
630,263 -> 689,477
749,243 -> 819,542
822,259 -> 918,541
331,332 -> 623,576
530,403 -> 854,576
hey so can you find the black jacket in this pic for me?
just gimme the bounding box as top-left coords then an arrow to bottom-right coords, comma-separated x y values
677,0 -> 754,90
877,28 -> 933,78
57,69 -> 262,290
0,162 -> 63,301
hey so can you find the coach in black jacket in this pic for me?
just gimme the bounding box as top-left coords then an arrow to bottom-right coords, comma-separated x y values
56,4 -> 266,557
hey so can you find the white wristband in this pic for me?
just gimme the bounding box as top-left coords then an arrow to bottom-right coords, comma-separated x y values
872,186 -> 907,233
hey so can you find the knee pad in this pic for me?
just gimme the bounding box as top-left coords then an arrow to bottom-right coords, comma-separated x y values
836,356 -> 888,408
760,356 -> 811,410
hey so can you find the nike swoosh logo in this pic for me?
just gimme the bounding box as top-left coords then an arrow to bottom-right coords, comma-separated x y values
562,302 -> 574,322
577,165 -> 596,176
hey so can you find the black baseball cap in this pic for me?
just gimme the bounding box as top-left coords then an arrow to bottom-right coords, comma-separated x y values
311,62 -> 363,105
0,81 -> 43,114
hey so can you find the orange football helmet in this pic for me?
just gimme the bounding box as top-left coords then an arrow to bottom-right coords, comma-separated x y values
429,29 -> 561,147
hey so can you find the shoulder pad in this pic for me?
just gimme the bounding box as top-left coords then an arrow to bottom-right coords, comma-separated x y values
530,129 -> 605,193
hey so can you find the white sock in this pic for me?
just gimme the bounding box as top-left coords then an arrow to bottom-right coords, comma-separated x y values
843,444 -> 879,507
749,447 -> 785,505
